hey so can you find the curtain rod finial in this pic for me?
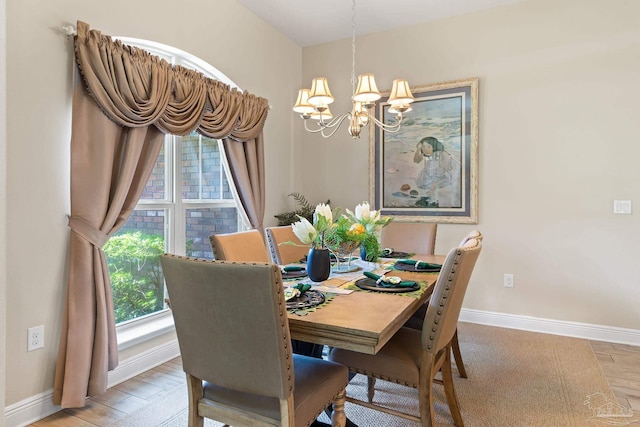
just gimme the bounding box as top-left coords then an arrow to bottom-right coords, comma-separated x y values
62,25 -> 77,36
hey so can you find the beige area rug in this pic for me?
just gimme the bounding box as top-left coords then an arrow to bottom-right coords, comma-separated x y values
113,323 -> 618,427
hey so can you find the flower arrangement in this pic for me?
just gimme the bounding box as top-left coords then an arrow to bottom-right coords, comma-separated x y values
291,201 -> 391,262
344,202 -> 392,261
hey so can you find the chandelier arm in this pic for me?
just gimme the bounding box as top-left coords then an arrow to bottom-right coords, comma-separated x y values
303,120 -> 331,133
319,114 -> 353,137
319,112 -> 351,129
321,119 -> 352,138
302,113 -> 353,136
366,113 -> 404,132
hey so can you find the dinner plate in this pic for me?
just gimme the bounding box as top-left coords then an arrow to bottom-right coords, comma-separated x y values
393,262 -> 441,273
281,270 -> 308,280
380,250 -> 412,259
354,277 -> 420,293
285,290 -> 325,310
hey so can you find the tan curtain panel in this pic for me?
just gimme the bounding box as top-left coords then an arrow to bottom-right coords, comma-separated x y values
55,21 -> 269,408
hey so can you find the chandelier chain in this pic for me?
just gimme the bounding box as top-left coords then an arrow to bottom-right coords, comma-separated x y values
351,0 -> 356,95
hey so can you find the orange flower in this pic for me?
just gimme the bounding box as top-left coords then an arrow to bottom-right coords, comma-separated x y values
348,223 -> 366,236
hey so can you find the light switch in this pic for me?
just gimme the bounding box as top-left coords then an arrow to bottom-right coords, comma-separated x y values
613,200 -> 632,214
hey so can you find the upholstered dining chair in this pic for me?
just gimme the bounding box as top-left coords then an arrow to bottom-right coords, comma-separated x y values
380,222 -> 437,255
265,225 -> 310,265
329,238 -> 482,426
446,230 -> 484,377
160,255 -> 349,427
367,222 -> 440,399
209,229 -> 270,262
210,229 -> 324,359
402,229 -> 483,379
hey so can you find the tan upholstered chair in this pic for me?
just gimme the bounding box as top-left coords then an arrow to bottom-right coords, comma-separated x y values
209,229 -> 270,262
265,225 -> 310,265
329,238 -> 482,426
380,222 -> 437,255
448,230 -> 484,377
402,229 -> 483,379
460,229 -> 483,246
161,255 -> 349,427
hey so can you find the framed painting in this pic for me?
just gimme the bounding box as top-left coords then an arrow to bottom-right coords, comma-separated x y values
369,77 -> 478,223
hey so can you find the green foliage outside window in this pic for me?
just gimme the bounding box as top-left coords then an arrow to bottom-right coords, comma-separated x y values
104,232 -> 165,324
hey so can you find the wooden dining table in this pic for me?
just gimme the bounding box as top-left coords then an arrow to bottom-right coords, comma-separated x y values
287,254 -> 445,355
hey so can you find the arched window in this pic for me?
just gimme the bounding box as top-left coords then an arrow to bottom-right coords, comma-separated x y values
104,38 -> 248,330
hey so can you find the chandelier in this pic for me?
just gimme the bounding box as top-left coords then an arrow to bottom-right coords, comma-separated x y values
292,0 -> 415,139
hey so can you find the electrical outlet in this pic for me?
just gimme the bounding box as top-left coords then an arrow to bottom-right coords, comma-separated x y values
28,325 -> 44,351
504,273 -> 514,288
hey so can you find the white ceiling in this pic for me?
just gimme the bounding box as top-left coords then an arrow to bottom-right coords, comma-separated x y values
236,0 -> 526,47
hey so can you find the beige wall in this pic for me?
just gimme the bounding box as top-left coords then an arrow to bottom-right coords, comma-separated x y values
1,0 -> 7,423
3,0 -> 640,416
299,0 -> 640,329
4,0 -> 301,407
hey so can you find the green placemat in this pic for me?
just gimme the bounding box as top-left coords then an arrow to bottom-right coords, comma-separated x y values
287,292 -> 337,316
344,281 -> 428,298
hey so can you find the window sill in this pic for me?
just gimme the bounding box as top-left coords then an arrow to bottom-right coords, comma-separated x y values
116,310 -> 175,351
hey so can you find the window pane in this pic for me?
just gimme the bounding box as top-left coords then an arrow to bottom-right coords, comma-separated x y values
140,140 -> 167,201
186,207 -> 238,259
105,209 -> 168,324
182,135 -> 233,200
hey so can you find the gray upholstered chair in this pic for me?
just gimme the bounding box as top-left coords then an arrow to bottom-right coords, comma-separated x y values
265,225 -> 310,265
328,238 -> 482,426
161,255 -> 349,427
210,228 -> 324,358
209,229 -> 270,262
380,222 -> 437,255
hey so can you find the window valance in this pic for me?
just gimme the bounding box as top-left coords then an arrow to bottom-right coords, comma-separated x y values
74,21 -> 269,140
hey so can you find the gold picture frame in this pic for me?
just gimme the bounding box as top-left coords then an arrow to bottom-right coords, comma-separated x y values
369,77 -> 479,223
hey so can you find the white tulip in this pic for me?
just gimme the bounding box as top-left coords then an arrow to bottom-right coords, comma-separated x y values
354,202 -> 371,221
291,217 -> 317,245
314,203 -> 333,225
369,208 -> 381,222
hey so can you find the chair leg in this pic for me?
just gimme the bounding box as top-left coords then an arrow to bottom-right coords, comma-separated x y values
331,388 -> 347,427
451,329 -> 468,378
186,374 -> 205,427
442,349 -> 464,427
419,360 -> 436,427
367,377 -> 376,402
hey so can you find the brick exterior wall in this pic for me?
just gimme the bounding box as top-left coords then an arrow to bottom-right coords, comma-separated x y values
121,135 -> 238,260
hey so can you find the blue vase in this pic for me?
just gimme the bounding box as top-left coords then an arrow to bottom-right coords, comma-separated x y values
307,247 -> 331,282
360,245 -> 376,262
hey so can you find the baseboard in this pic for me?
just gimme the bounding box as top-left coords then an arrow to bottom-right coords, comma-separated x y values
107,340 -> 180,388
460,308 -> 640,346
4,340 -> 180,427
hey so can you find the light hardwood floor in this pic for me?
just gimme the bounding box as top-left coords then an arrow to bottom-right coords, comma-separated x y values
30,340 -> 640,426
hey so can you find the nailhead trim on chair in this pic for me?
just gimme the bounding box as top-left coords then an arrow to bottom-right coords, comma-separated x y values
426,248 -> 462,351
271,264 -> 295,392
